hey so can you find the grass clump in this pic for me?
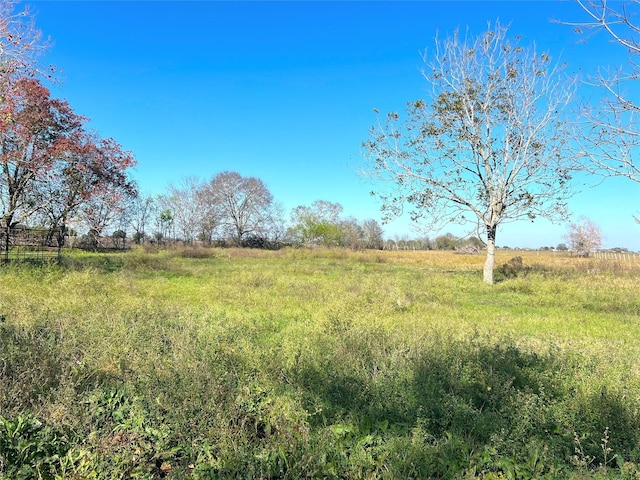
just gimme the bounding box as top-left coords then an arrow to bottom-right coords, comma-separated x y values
1,248 -> 639,478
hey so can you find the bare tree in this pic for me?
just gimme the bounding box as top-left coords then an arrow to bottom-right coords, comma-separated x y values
206,171 -> 275,246
565,216 -> 603,256
195,184 -> 222,245
361,218 -> 384,249
0,1 -> 50,81
163,177 -> 208,244
362,22 -> 577,284
127,194 -> 156,244
340,217 -> 364,250
254,201 -> 286,248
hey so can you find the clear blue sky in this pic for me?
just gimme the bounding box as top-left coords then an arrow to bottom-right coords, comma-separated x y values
30,1 -> 640,250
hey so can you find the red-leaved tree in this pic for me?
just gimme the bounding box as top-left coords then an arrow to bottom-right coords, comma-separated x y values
0,4 -> 136,255
0,78 -> 136,254
0,77 -> 83,229
36,132 -> 137,249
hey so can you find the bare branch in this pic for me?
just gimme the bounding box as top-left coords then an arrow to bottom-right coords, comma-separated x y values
0,1 -> 52,81
559,1 -> 640,183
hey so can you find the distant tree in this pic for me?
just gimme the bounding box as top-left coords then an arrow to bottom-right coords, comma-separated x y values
263,202 -> 287,247
310,200 -> 343,225
610,246 -> 629,253
127,194 -> 156,244
420,237 -> 434,250
565,217 -> 602,257
155,208 -> 174,244
468,236 -> 485,249
110,206 -> 131,247
239,201 -> 286,249
289,200 -> 345,247
163,177 -> 208,244
456,236 -> 484,254
361,218 -> 384,249
556,243 -> 569,251
435,233 -> 458,250
195,185 -> 223,245
362,22 -> 577,284
111,229 -> 126,249
206,171 -> 275,246
341,217 -> 364,250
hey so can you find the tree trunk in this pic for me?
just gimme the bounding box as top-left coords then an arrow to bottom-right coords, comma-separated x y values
2,226 -> 8,263
56,224 -> 66,258
1,214 -> 12,262
483,225 -> 497,285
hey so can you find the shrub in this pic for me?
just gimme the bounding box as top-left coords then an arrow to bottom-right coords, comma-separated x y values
496,255 -> 527,280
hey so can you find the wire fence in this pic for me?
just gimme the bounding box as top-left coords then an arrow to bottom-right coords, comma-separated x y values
0,227 -> 62,264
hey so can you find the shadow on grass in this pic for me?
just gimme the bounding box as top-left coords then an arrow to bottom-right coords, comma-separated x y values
3,315 -> 640,478
0,323 -> 75,414
291,334 -> 640,477
0,323 -> 127,414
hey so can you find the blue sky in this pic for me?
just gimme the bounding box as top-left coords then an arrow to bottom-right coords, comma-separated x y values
30,0 -> 640,250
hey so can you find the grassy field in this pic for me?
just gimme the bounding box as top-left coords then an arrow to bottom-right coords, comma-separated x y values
1,247 -> 640,479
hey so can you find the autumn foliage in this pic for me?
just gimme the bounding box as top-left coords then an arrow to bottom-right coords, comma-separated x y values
0,2 -> 136,253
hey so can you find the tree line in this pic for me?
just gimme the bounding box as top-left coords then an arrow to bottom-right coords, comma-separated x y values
123,180 -> 386,250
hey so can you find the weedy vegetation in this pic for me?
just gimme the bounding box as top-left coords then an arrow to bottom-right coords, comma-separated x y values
1,247 -> 640,478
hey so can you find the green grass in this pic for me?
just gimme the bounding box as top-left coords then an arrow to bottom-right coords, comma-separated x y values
1,247 -> 640,478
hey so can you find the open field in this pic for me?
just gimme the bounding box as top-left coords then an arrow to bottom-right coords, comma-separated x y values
1,247 -> 640,479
